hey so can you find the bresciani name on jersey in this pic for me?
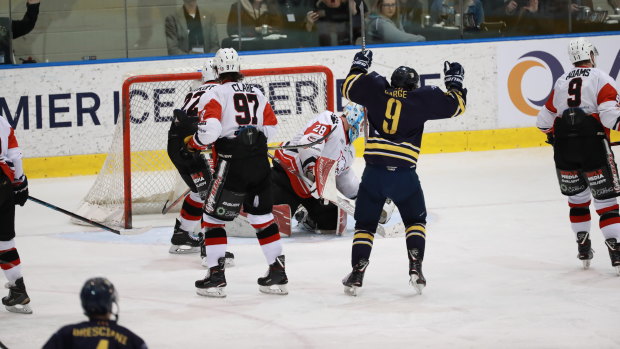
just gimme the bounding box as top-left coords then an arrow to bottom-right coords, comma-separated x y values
342,71 -> 465,167
43,320 -> 147,349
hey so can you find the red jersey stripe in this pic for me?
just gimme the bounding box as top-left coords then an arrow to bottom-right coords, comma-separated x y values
597,83 -> 619,105
263,102 -> 277,126
544,90 -> 557,113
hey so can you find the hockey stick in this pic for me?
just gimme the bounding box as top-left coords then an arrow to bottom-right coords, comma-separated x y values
0,339 -> 9,349
28,196 -> 147,235
270,126 -> 336,150
360,1 -> 366,51
162,188 -> 190,214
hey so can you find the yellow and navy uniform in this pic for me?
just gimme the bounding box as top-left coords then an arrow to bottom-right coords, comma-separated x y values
342,71 -> 466,167
43,320 -> 147,349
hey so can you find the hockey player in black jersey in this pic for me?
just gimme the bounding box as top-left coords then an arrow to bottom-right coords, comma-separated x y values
43,277 -> 147,349
340,50 -> 467,295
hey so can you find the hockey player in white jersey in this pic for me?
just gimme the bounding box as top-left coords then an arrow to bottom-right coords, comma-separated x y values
537,37 -> 620,274
271,104 -> 364,234
0,115 -> 31,314
186,48 -> 287,297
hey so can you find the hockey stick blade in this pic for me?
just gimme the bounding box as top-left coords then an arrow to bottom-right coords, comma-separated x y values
162,188 -> 190,214
28,196 -> 148,235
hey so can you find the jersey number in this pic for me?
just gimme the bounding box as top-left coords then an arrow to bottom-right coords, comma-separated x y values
180,91 -> 206,117
382,98 -> 402,135
234,93 -> 259,125
312,124 -> 328,135
96,339 -> 109,349
567,78 -> 582,107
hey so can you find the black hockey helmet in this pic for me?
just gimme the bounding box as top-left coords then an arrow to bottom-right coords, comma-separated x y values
80,277 -> 117,317
391,66 -> 419,90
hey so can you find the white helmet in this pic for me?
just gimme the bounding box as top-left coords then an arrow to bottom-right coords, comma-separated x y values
213,48 -> 240,76
201,59 -> 217,82
343,103 -> 365,143
568,37 -> 598,66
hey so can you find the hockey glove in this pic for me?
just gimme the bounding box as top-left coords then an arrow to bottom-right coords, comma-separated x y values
443,61 -> 464,91
351,50 -> 373,74
545,133 -> 555,145
13,176 -> 28,206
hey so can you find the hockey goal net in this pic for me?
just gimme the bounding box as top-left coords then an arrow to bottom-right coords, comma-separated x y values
76,65 -> 335,229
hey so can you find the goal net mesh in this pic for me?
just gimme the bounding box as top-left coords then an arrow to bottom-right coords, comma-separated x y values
76,66 -> 334,228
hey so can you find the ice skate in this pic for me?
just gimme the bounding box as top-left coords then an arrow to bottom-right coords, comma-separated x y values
201,251 -> 235,268
2,278 -> 32,314
605,238 -> 620,276
342,258 -> 369,296
195,257 -> 227,298
408,249 -> 426,295
258,255 -> 288,295
576,231 -> 594,269
169,220 -> 202,254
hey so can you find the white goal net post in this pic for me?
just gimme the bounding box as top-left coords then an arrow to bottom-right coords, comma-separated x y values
76,65 -> 335,229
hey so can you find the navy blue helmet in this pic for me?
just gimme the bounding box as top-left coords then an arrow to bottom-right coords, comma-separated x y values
391,66 -> 419,91
80,277 -> 117,317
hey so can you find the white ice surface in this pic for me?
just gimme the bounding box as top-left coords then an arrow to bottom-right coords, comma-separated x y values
2,147 -> 620,348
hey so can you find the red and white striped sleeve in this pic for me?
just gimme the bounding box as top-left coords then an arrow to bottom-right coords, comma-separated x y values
596,73 -> 620,131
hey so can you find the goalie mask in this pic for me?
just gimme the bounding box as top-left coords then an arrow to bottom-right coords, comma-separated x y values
391,66 -> 419,91
201,59 -> 217,82
214,48 -> 240,76
343,103 -> 365,143
568,37 -> 598,67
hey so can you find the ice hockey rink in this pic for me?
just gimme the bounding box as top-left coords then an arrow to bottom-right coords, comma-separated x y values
1,147 -> 619,348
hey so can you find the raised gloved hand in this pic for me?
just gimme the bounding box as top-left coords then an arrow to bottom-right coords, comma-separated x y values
443,61 -> 464,91
351,50 -> 373,74
13,176 -> 28,206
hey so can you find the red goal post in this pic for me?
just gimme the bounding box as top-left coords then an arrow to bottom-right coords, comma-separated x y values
77,65 -> 335,229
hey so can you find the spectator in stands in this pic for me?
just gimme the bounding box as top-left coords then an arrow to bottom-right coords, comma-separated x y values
430,0 -> 484,27
1,0 -> 40,64
314,0 -> 368,46
227,0 -> 285,38
277,0 -> 318,45
12,0 -> 41,39
610,0 -> 620,13
399,0 -> 425,32
165,0 -> 219,55
367,0 -> 425,43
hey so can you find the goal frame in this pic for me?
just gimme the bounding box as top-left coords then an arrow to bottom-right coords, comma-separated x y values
120,66 -> 335,228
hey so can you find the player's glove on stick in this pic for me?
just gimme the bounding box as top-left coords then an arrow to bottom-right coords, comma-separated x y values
13,176 -> 28,206
351,50 -> 373,74
444,61 -> 464,91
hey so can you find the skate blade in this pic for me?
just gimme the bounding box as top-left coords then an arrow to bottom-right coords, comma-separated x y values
196,287 -> 226,298
169,245 -> 200,254
582,260 -> 591,270
409,275 -> 425,295
201,257 -> 235,268
259,284 -> 288,295
5,303 -> 33,314
344,285 -> 359,296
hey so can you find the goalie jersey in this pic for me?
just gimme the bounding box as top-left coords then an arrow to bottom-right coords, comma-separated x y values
274,111 -> 359,199
342,71 -> 466,167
